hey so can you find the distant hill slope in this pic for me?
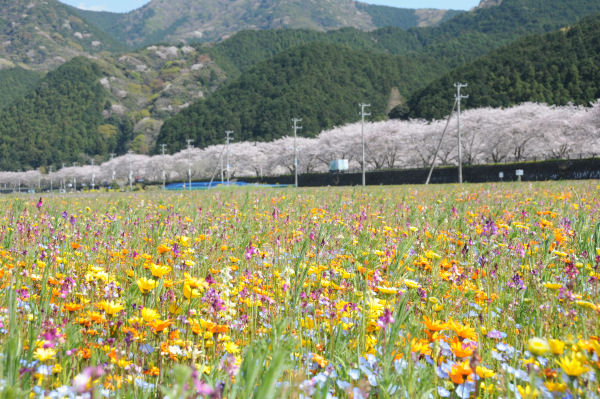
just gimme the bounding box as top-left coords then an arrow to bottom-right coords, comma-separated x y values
156,43 -> 440,153
409,0 -> 600,67
0,67 -> 42,109
400,15 -> 600,120
0,57 -> 132,170
355,3 -> 462,29
0,0 -> 126,71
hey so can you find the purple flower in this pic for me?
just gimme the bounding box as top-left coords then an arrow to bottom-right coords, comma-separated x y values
486,330 -> 507,340
377,308 -> 395,329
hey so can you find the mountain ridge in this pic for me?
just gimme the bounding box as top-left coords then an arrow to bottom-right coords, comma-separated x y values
69,0 -> 463,47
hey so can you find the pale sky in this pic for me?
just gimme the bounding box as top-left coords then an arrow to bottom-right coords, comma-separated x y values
59,0 -> 480,14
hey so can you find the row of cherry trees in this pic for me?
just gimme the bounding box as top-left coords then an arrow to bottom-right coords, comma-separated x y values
1,101 -> 599,189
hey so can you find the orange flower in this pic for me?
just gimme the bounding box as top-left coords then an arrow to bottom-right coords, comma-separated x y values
312,353 -> 329,368
150,319 -> 173,333
64,302 -> 85,312
450,359 -> 473,384
144,366 -> 160,376
411,338 -> 432,357
423,316 -> 447,332
450,338 -> 476,358
157,245 -> 171,255
448,319 -> 477,341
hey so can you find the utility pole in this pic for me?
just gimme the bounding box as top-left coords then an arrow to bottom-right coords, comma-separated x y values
91,159 -> 95,191
359,104 -> 371,187
49,166 -> 53,193
61,163 -> 65,191
160,144 -> 167,189
72,162 -> 78,193
455,83 -> 468,184
292,118 -> 302,188
220,153 -> 224,184
110,153 -> 116,184
225,131 -> 233,184
127,151 -> 133,191
186,139 -> 194,191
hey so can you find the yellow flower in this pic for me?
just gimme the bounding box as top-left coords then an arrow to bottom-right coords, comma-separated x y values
178,236 -> 191,247
545,381 -> 568,392
476,366 -> 496,379
97,300 -> 125,316
517,385 -> 540,398
141,308 -> 160,323
224,341 -> 240,354
34,347 -> 56,362
548,339 -> 565,355
575,300 -> 596,310
184,273 -> 208,290
543,282 -> 562,290
527,337 -> 550,356
137,277 -> 157,294
183,283 -> 202,300
149,263 -> 171,278
376,286 -> 398,295
403,279 -> 420,289
558,353 -> 590,376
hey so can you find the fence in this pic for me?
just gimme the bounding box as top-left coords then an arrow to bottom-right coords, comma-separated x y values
241,158 -> 600,187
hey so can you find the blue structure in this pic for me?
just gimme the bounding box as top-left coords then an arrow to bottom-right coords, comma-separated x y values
164,181 -> 288,190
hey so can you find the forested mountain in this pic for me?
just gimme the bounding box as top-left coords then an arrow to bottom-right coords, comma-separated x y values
399,15 -> 600,120
70,0 -> 459,48
0,58 -> 133,170
0,67 -> 41,109
201,0 -> 600,74
157,43 -> 440,152
0,0 -> 126,71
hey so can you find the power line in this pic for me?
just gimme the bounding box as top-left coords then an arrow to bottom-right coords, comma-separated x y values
359,103 -> 371,187
455,83 -> 469,184
425,99 -> 458,185
292,118 -> 302,188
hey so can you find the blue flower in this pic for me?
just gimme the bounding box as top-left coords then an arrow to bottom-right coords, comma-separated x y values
437,386 -> 451,398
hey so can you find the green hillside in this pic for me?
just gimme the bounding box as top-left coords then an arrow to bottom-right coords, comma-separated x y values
157,43 -> 440,152
399,15 -> 600,120
410,0 -> 600,67
204,28 -> 421,77
0,58 -> 132,170
205,0 -> 600,77
0,68 -> 42,110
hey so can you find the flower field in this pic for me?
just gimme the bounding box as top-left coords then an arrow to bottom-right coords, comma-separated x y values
0,182 -> 599,398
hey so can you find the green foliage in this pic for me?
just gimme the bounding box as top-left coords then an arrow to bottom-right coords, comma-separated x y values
408,0 -> 600,66
0,68 -> 41,109
354,3 -> 420,29
157,43 -> 441,152
402,15 -> 600,120
0,58 -> 129,170
205,27 -> 421,77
